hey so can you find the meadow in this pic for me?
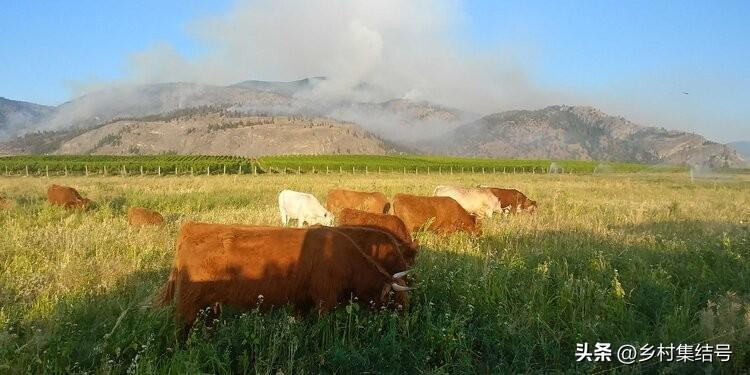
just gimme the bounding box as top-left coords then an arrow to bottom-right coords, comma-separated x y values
0,170 -> 748,373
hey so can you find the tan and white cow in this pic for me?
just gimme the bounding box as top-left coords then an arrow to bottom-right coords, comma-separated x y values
432,186 -> 501,218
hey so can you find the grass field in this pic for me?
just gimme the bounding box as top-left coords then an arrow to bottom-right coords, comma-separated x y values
1,171 -> 748,373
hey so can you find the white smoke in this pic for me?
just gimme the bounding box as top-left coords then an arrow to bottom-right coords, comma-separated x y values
120,0 -> 558,114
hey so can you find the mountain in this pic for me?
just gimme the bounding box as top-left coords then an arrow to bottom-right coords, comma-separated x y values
49,108 -> 397,156
428,105 -> 744,168
231,77 -> 326,96
729,141 -> 750,160
0,97 -> 54,138
33,82 -> 295,133
0,79 -> 744,167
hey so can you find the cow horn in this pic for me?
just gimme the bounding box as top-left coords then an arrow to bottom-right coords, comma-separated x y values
392,270 -> 411,279
391,283 -> 415,292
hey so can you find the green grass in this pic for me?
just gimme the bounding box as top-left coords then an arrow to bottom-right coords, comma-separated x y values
0,172 -> 748,373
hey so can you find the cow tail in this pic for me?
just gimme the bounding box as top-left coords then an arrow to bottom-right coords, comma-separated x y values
152,266 -> 177,307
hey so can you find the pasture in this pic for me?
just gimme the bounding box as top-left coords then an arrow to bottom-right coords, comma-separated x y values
0,171 -> 748,373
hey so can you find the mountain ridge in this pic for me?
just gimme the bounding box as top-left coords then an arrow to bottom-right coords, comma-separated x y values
0,80 -> 744,167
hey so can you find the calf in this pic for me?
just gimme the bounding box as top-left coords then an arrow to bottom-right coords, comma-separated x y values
47,184 -> 91,209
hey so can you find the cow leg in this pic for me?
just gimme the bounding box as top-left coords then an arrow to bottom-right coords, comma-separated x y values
297,216 -> 305,228
280,211 -> 288,226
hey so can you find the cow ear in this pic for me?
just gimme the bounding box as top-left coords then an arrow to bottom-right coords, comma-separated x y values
380,283 -> 393,301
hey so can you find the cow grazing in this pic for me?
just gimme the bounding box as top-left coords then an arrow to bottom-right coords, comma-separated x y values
433,185 -> 501,218
128,207 -> 164,226
326,189 -> 390,215
338,207 -> 415,247
154,222 -> 414,331
392,194 -> 481,235
278,190 -> 334,227
47,184 -> 91,209
481,187 -> 537,214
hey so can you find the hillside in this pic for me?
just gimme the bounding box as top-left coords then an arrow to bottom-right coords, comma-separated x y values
0,79 -> 744,167
50,110 -> 394,156
0,97 -> 54,139
729,141 -> 750,161
428,105 -> 744,167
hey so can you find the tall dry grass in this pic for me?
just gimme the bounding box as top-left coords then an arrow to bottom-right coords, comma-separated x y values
0,172 -> 748,373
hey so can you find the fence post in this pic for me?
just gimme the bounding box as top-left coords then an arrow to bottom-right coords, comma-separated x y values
521,167 -> 524,174
85,165 -> 88,176
340,166 -> 343,174
471,167 -> 474,173
326,166 -> 329,174
25,165 -> 29,177
352,166 -> 355,174
461,167 -> 464,174
191,166 -> 194,176
298,166 -> 301,174
439,166 -> 442,174
513,167 -> 516,174
104,165 -> 107,176
427,166 -> 430,175
503,167 -> 506,174
403,166 -> 406,175
493,167 -> 496,174
253,165 -> 257,175
207,166 -> 210,176
482,167 -> 485,174
64,166 -> 68,176
175,166 -> 178,175
365,166 -> 368,175
378,166 -> 381,174
46,165 -> 49,178
140,166 -> 144,176
158,166 -> 161,176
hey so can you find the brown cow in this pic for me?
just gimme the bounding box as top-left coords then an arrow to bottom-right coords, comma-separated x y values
326,189 -> 390,215
392,194 -> 481,235
211,223 -> 416,273
154,222 -> 413,331
47,184 -> 91,209
338,208 -> 416,253
482,187 -> 537,214
128,207 -> 164,226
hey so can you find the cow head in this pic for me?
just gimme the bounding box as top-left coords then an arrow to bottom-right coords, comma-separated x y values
380,271 -> 414,309
522,200 -> 537,213
322,211 -> 334,226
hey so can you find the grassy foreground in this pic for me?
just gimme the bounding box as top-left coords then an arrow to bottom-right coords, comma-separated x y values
0,172 -> 748,373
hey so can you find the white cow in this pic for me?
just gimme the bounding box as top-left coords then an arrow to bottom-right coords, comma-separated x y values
433,185 -> 502,218
278,190 -> 334,227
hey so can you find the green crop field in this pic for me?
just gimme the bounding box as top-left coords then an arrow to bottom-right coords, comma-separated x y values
0,154 -> 688,177
0,169 -> 748,373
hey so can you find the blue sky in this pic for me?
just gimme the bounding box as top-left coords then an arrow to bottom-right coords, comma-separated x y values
1,0 -> 748,141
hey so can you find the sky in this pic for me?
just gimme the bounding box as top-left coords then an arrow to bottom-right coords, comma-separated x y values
0,0 -> 748,142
